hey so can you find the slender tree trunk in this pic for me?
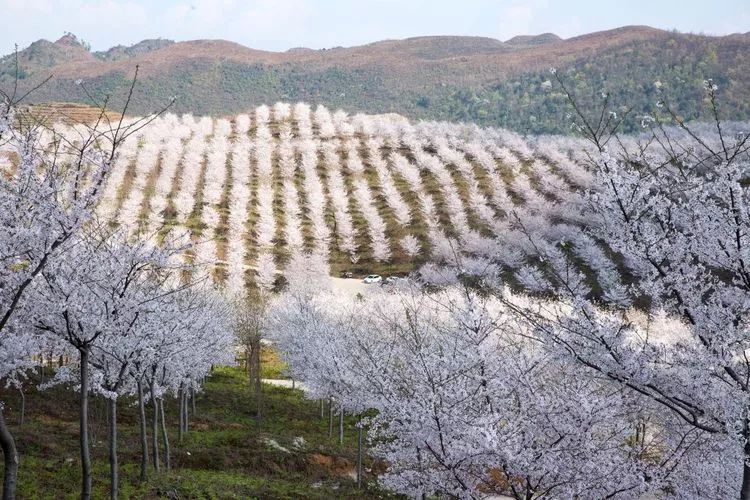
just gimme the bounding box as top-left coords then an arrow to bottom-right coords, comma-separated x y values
150,385 -> 160,471
245,347 -> 251,380
328,398 -> 333,439
80,348 -> 92,500
320,399 -> 324,419
0,404 -> 19,500
191,387 -> 196,416
183,391 -> 189,434
248,344 -> 255,384
339,409 -> 344,445
104,395 -> 109,432
17,390 -> 24,427
108,398 -> 118,500
178,389 -> 184,444
356,424 -> 363,488
136,380 -> 148,482
252,341 -> 262,422
158,399 -> 170,470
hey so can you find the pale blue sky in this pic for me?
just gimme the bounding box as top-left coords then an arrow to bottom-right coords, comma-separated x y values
1,0 -> 748,55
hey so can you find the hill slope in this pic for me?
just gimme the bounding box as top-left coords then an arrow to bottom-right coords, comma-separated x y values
3,365 -> 389,498
1,26 -> 749,133
23,102 -> 740,301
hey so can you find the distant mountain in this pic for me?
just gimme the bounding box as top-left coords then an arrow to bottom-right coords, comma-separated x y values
0,34 -> 93,74
1,26 -> 748,134
505,33 -> 562,46
93,39 -> 174,61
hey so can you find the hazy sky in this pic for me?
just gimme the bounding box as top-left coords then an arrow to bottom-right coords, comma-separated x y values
1,0 -> 748,55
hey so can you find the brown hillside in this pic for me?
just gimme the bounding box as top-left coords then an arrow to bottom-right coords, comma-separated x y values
2,25 -> 748,133
19,26 -> 669,80
17,102 -> 121,127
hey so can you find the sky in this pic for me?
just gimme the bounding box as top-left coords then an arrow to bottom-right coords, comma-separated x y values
1,0 -> 748,55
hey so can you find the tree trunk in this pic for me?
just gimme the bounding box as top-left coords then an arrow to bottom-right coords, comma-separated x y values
108,398 -> 118,500
158,399 -> 170,470
245,347 -> 251,380
252,341 -> 262,422
339,408 -> 344,445
328,398 -> 333,439
183,391 -> 189,434
356,424 -> 363,488
0,404 -> 19,500
178,389 -> 184,445
191,387 -> 196,416
136,380 -> 148,482
80,348 -> 92,500
320,399 -> 324,419
150,384 -> 160,471
17,390 -> 24,427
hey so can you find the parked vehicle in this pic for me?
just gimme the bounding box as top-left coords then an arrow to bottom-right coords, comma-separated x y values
363,274 -> 382,284
340,271 -> 353,279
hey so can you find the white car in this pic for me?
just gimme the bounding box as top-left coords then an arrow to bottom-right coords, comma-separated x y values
363,274 -> 382,284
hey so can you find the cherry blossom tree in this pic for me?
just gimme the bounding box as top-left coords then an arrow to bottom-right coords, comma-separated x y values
399,234 -> 420,259
0,71 -> 163,498
225,114 -> 253,295
270,273 -> 717,498
144,116 -> 192,235
29,228 -> 179,499
254,107 -> 276,251
173,116 -> 213,224
117,116 -> 172,234
298,139 -> 330,255
139,283 -> 232,473
278,123 -> 304,250
196,118 -> 232,268
500,73 -> 750,498
345,139 -> 391,262
313,105 -> 336,139
365,137 -> 412,227
321,140 -> 358,257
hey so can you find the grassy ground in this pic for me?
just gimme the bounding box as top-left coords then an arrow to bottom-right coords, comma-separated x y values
260,345 -> 290,380
0,365 -> 397,499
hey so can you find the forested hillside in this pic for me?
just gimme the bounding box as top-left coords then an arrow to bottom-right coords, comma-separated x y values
1,26 -> 748,134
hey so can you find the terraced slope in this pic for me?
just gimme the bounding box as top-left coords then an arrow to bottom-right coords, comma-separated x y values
35,103 -> 738,298
46,103 -> 590,291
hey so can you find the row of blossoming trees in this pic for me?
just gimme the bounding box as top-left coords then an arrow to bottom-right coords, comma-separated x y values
269,81 -> 750,499
88,99 -> 622,288
0,87 -> 235,500
95,98 -> 744,300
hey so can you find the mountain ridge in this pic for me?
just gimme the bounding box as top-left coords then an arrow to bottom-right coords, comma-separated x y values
1,25 -> 748,134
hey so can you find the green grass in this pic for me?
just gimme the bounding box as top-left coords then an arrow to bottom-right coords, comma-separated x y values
0,365 -> 397,499
260,346 -> 290,380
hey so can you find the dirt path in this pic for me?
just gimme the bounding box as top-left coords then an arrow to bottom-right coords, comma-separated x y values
262,378 -> 308,391
328,276 -> 389,296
